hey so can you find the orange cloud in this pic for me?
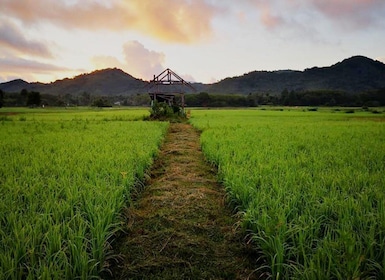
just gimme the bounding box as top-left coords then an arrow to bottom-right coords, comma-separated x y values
259,4 -> 284,28
0,0 -> 220,43
91,56 -> 124,71
243,0 -> 285,29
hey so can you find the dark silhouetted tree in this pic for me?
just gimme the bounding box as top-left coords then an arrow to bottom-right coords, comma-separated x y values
26,91 -> 41,107
0,89 -> 4,108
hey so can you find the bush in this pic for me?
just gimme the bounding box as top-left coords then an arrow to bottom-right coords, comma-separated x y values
148,101 -> 186,121
371,110 -> 381,114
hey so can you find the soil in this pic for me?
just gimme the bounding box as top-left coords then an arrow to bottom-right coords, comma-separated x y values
107,123 -> 260,279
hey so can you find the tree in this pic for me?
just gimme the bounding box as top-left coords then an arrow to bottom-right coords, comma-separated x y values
80,91 -> 91,106
26,91 -> 41,107
20,88 -> 28,105
92,97 -> 111,107
0,89 -> 4,108
196,92 -> 210,107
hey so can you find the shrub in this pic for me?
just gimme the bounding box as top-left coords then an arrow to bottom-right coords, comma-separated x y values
149,101 -> 186,121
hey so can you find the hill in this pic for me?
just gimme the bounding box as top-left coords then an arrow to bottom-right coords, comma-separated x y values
0,79 -> 31,93
207,56 -> 385,95
1,56 -> 385,96
0,68 -> 147,96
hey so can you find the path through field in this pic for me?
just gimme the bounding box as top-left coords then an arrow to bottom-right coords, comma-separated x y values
111,123 -> 258,279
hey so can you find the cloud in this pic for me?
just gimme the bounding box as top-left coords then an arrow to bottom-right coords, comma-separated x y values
91,40 -> 165,80
123,41 -> 165,79
0,56 -> 69,72
0,19 -> 53,57
311,0 -> 380,16
0,54 -> 79,82
240,0 -> 385,30
0,0 -> 221,43
307,0 -> 385,29
91,55 -> 124,70
241,0 -> 286,29
92,41 -> 199,81
258,3 -> 285,28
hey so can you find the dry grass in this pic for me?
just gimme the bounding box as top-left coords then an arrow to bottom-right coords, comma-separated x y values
107,123 -> 260,279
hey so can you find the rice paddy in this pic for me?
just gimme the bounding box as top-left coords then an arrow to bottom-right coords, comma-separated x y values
190,108 -> 385,279
1,107 -> 384,279
0,108 -> 167,279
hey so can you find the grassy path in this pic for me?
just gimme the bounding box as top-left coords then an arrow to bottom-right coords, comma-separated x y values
111,123 -> 258,279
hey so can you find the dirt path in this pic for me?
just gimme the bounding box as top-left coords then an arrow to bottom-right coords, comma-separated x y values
111,123 -> 258,279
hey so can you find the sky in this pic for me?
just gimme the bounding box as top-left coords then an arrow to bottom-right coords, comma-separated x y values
0,0 -> 385,84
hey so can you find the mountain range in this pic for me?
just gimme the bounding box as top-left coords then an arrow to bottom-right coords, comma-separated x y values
1,56 -> 385,96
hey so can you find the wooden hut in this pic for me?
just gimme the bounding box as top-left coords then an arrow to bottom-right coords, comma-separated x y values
148,68 -> 195,109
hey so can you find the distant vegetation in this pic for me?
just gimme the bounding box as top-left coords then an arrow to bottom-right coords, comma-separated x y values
185,88 -> 385,107
1,89 -> 151,107
1,87 -> 384,108
0,89 -> 4,108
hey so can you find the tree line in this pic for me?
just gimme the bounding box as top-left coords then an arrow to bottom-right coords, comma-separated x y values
1,88 -> 384,108
0,90 -> 151,107
185,89 -> 385,107
1,89 -> 41,108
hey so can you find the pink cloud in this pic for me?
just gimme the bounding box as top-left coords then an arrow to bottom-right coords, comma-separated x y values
311,0 -> 380,16
91,41 -> 165,80
309,0 -> 385,28
0,19 -> 52,58
240,0 -> 384,30
123,41 -> 165,79
0,56 -> 69,72
0,54 -> 79,82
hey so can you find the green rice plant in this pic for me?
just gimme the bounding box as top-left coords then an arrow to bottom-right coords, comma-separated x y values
0,109 -> 167,279
190,109 -> 385,279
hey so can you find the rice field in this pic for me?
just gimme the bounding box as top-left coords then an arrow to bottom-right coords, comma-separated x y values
2,106 -> 385,279
0,108 -> 168,279
190,108 -> 385,279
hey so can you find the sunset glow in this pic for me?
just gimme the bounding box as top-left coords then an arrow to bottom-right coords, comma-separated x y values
0,0 -> 384,83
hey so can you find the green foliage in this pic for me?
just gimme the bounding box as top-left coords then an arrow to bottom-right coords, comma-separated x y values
92,96 -> 111,107
307,107 -> 318,111
0,89 -> 4,108
149,101 -> 186,121
185,92 -> 257,107
190,109 -> 385,279
26,91 -> 41,107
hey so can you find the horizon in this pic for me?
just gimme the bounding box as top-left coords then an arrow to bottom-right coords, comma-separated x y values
1,54 -> 382,85
1,1 -> 385,84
